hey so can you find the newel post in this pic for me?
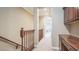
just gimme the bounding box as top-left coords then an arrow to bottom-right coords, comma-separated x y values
20,28 -> 24,51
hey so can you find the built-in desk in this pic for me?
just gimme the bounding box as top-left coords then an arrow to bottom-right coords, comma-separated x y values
59,34 -> 79,51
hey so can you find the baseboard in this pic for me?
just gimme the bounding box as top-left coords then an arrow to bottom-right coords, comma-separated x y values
52,47 -> 59,51
34,44 -> 38,48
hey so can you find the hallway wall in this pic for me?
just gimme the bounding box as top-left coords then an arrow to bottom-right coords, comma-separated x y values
51,8 -> 69,50
0,7 -> 34,44
70,22 -> 79,37
39,16 -> 44,29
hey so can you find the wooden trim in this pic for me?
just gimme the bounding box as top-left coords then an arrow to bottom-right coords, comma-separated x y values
24,30 -> 35,32
39,29 -> 43,41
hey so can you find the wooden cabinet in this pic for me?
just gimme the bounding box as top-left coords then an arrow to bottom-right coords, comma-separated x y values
68,7 -> 74,22
64,7 -> 79,24
74,7 -> 79,20
59,34 -> 79,51
64,7 -> 69,23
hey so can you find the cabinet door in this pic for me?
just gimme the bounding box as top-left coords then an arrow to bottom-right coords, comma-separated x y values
76,7 -> 79,20
68,7 -> 74,22
64,7 -> 69,23
73,7 -> 79,21
73,7 -> 78,21
64,7 -> 79,23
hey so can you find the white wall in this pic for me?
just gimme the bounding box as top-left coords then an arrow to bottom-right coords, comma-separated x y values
0,7 -> 34,45
51,8 -> 69,49
39,16 -> 44,29
70,22 -> 79,37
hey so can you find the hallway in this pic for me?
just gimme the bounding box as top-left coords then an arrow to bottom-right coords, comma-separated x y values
33,16 -> 52,51
0,7 -> 70,51
33,32 -> 52,51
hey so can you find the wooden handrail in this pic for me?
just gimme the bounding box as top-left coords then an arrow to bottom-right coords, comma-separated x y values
20,28 -> 24,51
0,36 -> 22,49
20,28 -> 43,51
20,28 -> 35,51
25,30 -> 35,32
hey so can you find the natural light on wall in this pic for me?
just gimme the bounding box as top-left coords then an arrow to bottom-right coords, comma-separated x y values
39,8 -> 50,16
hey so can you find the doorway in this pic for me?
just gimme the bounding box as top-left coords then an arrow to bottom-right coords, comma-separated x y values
44,16 -> 52,41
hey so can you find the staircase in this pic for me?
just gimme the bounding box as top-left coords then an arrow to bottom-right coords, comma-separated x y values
0,28 -> 43,51
0,36 -> 21,51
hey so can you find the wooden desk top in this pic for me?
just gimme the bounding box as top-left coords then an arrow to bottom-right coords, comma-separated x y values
59,34 -> 79,51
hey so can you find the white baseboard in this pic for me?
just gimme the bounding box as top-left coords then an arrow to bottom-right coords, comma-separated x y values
34,45 -> 37,48
52,47 -> 59,51
34,44 -> 39,48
